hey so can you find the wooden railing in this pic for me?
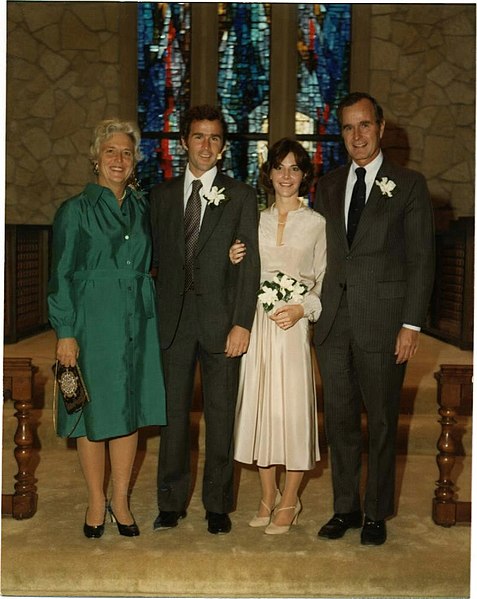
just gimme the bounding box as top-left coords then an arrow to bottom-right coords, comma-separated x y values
2,357 -> 38,519
4,224 -> 52,344
425,217 -> 474,350
433,364 -> 472,527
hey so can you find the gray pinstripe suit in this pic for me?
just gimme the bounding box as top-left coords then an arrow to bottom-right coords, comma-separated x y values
150,172 -> 260,514
314,158 -> 435,520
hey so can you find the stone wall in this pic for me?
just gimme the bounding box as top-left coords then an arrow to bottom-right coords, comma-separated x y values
6,2 -> 122,224
368,4 -> 475,223
5,3 -> 476,225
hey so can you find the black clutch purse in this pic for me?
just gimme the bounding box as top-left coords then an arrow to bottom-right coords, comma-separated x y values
53,361 -> 90,414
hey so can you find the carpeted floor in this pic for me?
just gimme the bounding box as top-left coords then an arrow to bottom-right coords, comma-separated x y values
1,330 -> 473,598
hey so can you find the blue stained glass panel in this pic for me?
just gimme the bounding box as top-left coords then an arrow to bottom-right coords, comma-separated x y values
217,3 -> 270,208
137,3 -> 191,191
136,4 -> 351,202
296,3 -> 351,201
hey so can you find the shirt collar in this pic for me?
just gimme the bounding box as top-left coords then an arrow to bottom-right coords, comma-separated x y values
185,165 -> 218,195
350,151 -> 383,182
84,182 -> 130,205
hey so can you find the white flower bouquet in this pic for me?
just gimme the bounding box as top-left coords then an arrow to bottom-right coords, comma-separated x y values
257,272 -> 308,313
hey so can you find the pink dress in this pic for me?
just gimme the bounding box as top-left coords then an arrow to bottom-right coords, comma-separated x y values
234,203 -> 327,470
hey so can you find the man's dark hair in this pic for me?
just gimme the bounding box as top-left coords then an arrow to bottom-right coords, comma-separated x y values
337,92 -> 384,125
260,137 -> 314,197
180,104 -> 228,147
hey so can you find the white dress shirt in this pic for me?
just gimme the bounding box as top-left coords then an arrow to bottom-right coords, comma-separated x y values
344,152 -> 383,229
183,165 -> 217,225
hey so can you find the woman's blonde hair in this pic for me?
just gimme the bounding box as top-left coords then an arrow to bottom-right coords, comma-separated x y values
89,119 -> 143,164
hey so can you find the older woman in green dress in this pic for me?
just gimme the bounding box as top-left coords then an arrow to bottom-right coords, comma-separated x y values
48,119 -> 166,538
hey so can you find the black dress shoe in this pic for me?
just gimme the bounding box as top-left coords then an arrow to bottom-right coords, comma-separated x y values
317,510 -> 362,539
153,510 -> 187,530
206,511 -> 232,534
107,503 -> 140,537
83,509 -> 106,539
361,518 -> 386,545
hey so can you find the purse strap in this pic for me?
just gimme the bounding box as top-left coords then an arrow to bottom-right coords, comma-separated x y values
53,360 -> 58,433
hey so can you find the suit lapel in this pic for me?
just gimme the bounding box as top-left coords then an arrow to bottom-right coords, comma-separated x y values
325,166 -> 349,250
167,175 -> 186,259
197,173 -> 229,253
351,159 -> 397,248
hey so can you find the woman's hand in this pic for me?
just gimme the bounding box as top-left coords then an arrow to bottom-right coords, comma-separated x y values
56,337 -> 80,367
229,239 -> 246,265
270,304 -> 304,330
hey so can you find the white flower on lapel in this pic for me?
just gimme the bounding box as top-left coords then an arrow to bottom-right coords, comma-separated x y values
375,177 -> 397,197
204,186 -> 228,208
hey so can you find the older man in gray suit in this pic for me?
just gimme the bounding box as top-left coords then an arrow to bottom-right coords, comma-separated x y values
150,105 -> 260,535
314,92 -> 435,545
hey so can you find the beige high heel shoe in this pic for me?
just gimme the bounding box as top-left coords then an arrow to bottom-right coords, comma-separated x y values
264,499 -> 302,535
248,489 -> 282,527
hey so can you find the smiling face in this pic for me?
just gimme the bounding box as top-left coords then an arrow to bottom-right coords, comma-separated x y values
270,152 -> 304,200
96,132 -> 135,194
341,98 -> 385,167
181,119 -> 224,178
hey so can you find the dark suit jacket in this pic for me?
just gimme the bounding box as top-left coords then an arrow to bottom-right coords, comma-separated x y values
314,158 -> 435,353
150,171 -> 260,353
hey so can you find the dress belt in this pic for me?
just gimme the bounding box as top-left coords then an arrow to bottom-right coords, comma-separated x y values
72,269 -> 155,319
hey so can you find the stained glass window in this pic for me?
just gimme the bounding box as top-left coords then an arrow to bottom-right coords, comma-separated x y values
137,2 -> 191,191
296,4 -> 351,204
136,3 -> 351,202
217,3 -> 270,208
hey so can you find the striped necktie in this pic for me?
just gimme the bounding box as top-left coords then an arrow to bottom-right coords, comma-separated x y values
347,167 -> 366,246
184,179 -> 202,290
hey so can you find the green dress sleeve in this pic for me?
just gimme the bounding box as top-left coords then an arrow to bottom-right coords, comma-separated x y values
48,198 -> 81,339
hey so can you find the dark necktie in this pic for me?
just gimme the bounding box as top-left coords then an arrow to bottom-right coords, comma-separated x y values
347,167 -> 366,246
184,179 -> 202,290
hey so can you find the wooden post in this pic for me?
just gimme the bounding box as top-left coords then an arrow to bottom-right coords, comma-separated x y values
2,357 -> 38,519
433,364 -> 472,526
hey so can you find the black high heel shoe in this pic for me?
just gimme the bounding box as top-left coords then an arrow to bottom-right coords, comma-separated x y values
83,509 -> 106,539
107,503 -> 140,537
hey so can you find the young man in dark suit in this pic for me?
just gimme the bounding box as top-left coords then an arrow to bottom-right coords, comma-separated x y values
150,105 -> 260,534
314,92 -> 435,545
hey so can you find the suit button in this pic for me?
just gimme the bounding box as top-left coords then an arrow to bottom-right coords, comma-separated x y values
346,255 -> 352,260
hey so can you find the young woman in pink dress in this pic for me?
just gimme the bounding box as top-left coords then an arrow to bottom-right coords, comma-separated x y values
231,138 -> 326,534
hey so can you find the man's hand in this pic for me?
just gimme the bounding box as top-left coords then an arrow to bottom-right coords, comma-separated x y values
56,337 -> 80,367
394,327 -> 419,364
225,325 -> 250,358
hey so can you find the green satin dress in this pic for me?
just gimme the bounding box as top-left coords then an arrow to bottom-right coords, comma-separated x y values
48,183 -> 166,440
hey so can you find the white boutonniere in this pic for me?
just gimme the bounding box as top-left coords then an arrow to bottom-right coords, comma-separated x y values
204,186 -> 228,208
375,177 -> 397,197
257,272 -> 308,313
